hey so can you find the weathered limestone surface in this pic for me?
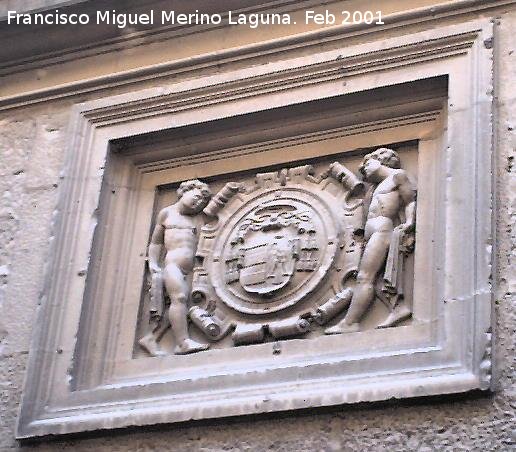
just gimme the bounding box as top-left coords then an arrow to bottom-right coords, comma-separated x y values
0,5 -> 514,452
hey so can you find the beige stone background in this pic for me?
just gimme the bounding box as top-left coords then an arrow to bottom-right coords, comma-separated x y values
0,0 -> 514,450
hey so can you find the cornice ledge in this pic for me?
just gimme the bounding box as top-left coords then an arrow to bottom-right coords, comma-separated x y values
81,30 -> 479,126
1,0 -> 512,78
0,1 -> 506,111
0,0 -> 336,76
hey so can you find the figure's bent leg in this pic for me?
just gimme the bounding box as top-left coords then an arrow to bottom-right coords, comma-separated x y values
326,232 -> 390,334
164,264 -> 208,354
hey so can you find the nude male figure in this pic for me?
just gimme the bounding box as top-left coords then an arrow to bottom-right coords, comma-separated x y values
326,148 -> 416,334
139,180 -> 212,356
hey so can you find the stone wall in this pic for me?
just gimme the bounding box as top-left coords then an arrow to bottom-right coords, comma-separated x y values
1,1 -> 514,450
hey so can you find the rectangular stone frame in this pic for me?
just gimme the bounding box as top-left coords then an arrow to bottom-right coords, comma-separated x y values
17,19 -> 494,438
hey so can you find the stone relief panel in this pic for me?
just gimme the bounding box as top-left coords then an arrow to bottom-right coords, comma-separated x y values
137,147 -> 417,357
15,21 -> 494,437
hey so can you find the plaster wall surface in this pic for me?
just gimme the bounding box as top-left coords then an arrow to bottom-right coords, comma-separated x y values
0,2 -> 514,450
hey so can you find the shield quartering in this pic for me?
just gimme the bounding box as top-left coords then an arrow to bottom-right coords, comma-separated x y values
225,206 -> 317,296
239,234 -> 296,294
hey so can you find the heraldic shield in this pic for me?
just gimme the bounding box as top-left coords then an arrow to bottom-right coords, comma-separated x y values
234,207 -> 315,295
240,236 -> 295,294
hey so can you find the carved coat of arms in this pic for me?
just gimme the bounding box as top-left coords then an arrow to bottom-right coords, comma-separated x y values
227,208 -> 317,295
138,149 -> 417,356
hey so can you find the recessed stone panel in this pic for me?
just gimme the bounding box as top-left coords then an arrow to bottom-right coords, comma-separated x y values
133,148 -> 418,358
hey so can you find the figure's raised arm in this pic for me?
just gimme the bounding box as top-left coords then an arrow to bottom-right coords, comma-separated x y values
148,209 -> 166,273
326,162 -> 365,198
203,182 -> 241,217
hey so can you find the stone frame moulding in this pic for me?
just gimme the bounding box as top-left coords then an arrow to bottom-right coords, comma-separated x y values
17,19 -> 494,438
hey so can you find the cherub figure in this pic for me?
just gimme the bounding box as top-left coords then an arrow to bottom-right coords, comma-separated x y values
326,148 -> 416,334
139,180 -> 213,355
